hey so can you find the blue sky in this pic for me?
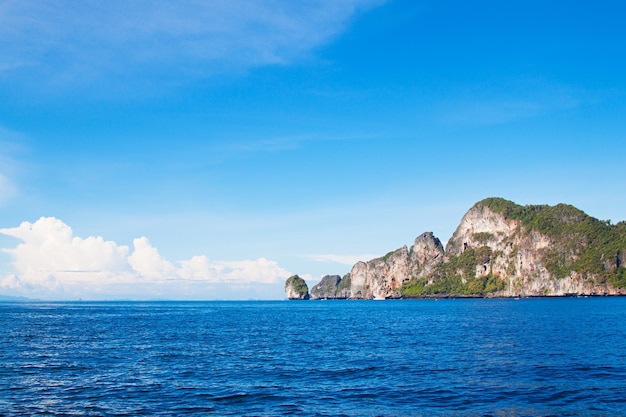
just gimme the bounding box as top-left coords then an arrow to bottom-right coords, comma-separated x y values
1,0 -> 625,300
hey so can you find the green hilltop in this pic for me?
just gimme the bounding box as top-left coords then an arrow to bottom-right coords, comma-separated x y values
480,197 -> 626,286
290,198 -> 626,299
403,198 -> 626,297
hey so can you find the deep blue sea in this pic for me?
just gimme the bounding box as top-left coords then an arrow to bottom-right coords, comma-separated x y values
1,298 -> 626,416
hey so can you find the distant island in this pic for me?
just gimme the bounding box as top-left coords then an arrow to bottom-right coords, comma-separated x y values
285,198 -> 626,300
0,295 -> 33,302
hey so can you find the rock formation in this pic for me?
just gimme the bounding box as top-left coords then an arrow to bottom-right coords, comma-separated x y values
284,275 -> 310,300
436,198 -> 626,297
302,198 -> 626,299
310,232 -> 445,300
310,274 -> 351,299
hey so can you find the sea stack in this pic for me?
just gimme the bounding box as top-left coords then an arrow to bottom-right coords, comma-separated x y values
285,275 -> 310,300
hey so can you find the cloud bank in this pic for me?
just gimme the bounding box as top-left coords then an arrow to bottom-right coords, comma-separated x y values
0,217 -> 291,299
0,0 -> 383,89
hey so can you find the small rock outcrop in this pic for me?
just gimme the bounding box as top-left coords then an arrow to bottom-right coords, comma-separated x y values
285,275 -> 310,300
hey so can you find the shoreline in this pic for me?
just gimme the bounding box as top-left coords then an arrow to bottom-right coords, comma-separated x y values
301,293 -> 626,301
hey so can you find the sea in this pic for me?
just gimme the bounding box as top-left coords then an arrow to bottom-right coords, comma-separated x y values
1,298 -> 625,416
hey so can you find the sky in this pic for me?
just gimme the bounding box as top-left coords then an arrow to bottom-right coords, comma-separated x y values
1,0 -> 625,300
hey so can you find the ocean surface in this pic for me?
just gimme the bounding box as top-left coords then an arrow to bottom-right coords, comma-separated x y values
1,298 -> 626,416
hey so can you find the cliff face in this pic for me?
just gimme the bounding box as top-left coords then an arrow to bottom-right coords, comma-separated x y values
444,201 -> 552,296
312,232 -> 444,300
410,232 -> 446,280
444,203 -> 558,296
441,198 -> 626,297
307,198 -> 626,299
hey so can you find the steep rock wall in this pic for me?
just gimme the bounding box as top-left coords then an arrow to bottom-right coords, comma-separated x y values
304,198 -> 626,299
445,200 -> 625,296
348,232 -> 444,299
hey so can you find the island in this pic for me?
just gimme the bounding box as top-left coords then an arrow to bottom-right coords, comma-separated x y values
286,197 -> 626,300
284,274 -> 310,300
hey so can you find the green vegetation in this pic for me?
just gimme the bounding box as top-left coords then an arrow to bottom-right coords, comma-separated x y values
337,273 -> 352,293
610,265 -> 626,288
438,246 -> 492,280
402,275 -> 462,296
473,232 -> 495,244
381,248 -> 403,262
285,275 -> 309,297
402,273 -> 506,297
402,245 -> 506,296
478,197 -> 626,285
402,198 -> 626,295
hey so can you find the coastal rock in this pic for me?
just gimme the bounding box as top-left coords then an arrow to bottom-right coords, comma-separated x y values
347,232 -> 445,299
310,274 -> 351,299
438,198 -> 626,297
307,197 -> 626,298
409,232 -> 445,280
350,246 -> 408,299
284,275 -> 310,300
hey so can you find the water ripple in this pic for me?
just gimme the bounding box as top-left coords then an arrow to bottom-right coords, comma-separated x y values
2,298 -> 626,416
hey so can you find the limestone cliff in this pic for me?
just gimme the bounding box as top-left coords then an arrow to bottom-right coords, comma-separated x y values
404,198 -> 626,297
311,232 -> 444,300
308,198 -> 626,299
349,232 -> 445,299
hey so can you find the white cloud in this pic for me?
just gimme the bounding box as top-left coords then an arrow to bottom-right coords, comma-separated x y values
0,217 -> 130,291
213,258 -> 291,284
128,237 -> 177,280
0,274 -> 21,290
0,0 -> 384,88
0,217 -> 292,299
177,255 -> 217,281
178,255 -> 290,285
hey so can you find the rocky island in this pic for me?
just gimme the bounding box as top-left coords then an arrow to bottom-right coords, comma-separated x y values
287,198 -> 626,299
284,274 -> 310,300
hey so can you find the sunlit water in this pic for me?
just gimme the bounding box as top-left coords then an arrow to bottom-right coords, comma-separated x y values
1,298 -> 626,416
